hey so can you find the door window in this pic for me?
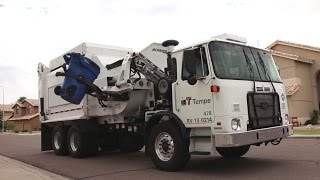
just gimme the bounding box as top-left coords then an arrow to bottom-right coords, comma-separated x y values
181,47 -> 209,80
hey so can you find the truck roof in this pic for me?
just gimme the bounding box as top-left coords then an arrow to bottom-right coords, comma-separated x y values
173,34 -> 269,53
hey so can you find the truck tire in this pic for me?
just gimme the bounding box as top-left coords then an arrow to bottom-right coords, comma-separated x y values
148,121 -> 190,171
52,126 -> 68,155
119,135 -> 144,153
216,145 -> 250,158
67,125 -> 85,158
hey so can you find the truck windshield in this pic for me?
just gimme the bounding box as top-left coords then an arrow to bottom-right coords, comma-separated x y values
209,41 -> 281,82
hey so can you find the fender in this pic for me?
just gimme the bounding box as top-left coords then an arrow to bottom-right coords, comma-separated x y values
144,111 -> 189,156
145,111 -> 188,140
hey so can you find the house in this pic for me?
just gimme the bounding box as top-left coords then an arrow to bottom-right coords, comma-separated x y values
267,40 -> 320,124
7,99 -> 40,132
0,104 -> 13,121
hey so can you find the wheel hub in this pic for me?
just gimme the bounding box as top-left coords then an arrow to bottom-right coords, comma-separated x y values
54,132 -> 61,150
70,132 -> 79,152
161,141 -> 170,152
155,132 -> 174,161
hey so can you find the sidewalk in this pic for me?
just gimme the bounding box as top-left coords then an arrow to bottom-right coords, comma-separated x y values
0,155 -> 69,180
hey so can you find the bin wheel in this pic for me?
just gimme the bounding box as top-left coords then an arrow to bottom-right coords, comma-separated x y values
148,121 -> 190,171
216,145 -> 250,158
52,126 -> 68,155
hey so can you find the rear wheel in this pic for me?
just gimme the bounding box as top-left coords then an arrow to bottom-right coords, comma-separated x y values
67,126 -> 84,158
216,145 -> 250,158
52,126 -> 68,155
67,125 -> 99,158
148,121 -> 190,171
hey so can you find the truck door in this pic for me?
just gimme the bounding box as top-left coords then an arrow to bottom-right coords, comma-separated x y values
173,47 -> 214,126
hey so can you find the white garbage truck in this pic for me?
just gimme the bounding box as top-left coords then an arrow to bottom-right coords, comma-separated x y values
38,34 -> 292,171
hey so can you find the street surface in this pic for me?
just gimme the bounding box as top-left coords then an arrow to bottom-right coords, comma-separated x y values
0,133 -> 319,180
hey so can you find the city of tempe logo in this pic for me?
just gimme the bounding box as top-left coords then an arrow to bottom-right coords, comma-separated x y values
181,97 -> 211,106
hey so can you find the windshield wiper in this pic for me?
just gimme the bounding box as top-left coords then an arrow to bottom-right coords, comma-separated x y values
257,51 -> 276,93
242,48 -> 255,93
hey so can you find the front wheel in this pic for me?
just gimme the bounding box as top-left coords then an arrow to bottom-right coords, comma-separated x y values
148,121 -> 190,171
216,145 -> 250,158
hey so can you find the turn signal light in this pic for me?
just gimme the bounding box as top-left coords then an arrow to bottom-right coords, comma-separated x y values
210,85 -> 220,92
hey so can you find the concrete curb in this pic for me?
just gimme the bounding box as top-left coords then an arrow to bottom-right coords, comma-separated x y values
288,135 -> 320,139
0,155 -> 69,180
1,132 -> 41,135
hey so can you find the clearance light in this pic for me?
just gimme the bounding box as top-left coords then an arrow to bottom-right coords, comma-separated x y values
210,85 -> 220,92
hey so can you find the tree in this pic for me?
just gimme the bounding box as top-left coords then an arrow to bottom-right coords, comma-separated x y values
18,96 -> 26,102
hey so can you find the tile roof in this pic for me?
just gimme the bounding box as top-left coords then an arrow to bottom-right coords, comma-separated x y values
24,99 -> 39,106
12,99 -> 39,108
3,114 -> 13,121
0,104 -> 13,112
267,40 -> 320,53
8,113 -> 38,121
12,102 -> 26,108
270,50 -> 314,64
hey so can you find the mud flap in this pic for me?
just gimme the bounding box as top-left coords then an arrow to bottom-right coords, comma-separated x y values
41,123 -> 53,151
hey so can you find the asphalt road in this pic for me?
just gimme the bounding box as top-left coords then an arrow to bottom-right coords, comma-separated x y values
0,133 -> 319,180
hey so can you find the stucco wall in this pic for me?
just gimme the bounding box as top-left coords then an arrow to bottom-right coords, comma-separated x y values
274,56 -> 296,79
10,116 -> 40,132
284,61 -> 313,123
271,42 -> 320,124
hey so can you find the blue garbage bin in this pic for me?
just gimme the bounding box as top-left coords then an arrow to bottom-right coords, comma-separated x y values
58,53 -> 100,104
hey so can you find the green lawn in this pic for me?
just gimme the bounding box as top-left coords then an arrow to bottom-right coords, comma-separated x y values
293,129 -> 320,135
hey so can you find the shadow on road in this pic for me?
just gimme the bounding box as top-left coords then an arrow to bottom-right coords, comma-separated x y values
185,156 -> 282,175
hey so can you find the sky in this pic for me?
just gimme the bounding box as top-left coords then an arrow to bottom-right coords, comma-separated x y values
0,0 -> 319,104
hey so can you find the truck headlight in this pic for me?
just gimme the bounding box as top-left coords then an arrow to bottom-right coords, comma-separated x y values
231,118 -> 241,131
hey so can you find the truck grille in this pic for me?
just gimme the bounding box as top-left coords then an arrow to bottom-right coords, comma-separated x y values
247,93 -> 282,130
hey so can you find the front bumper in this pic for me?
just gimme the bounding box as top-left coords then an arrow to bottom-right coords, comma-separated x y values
215,125 -> 292,147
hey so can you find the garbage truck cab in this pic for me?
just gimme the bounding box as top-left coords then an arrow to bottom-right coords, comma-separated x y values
170,34 -> 291,154
38,34 -> 292,172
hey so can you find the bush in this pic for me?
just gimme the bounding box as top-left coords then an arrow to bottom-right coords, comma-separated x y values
14,130 -> 19,133
4,121 -> 15,130
306,110 -> 319,125
304,120 -> 313,125
22,129 -> 28,132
